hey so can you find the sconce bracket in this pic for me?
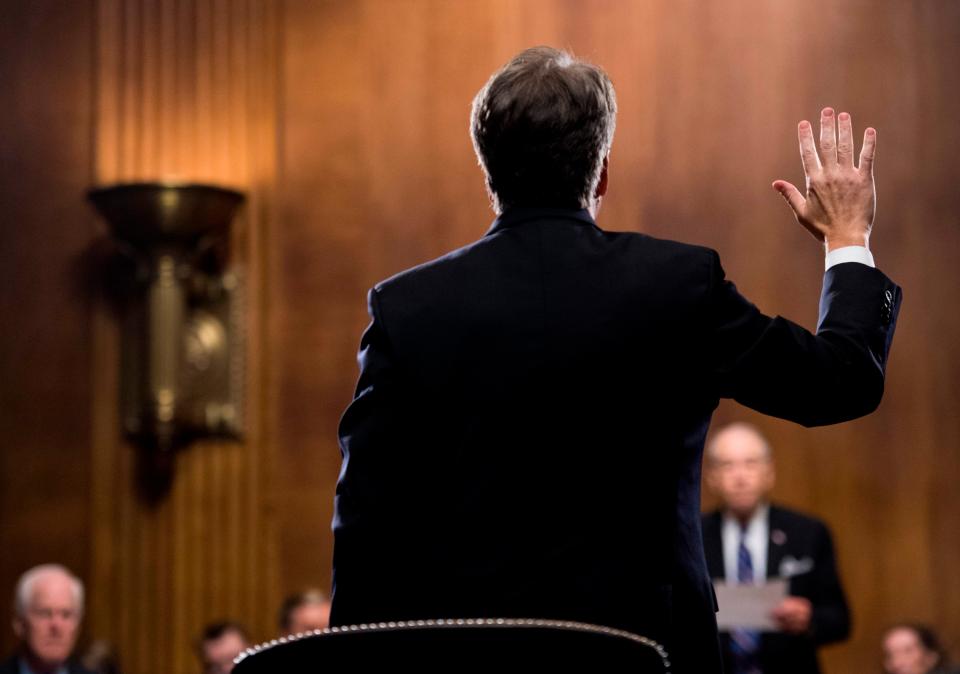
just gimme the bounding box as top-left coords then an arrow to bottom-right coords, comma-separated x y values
119,269 -> 245,442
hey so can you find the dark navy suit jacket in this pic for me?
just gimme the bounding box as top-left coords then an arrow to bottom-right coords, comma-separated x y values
702,505 -> 852,674
0,656 -> 94,674
331,207 -> 900,673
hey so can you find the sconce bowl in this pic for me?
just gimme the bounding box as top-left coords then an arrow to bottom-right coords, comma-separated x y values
88,182 -> 245,249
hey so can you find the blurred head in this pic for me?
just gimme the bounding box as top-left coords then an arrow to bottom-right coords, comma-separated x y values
471,46 -> 617,214
12,564 -> 84,671
705,422 -> 775,522
882,624 -> 947,674
278,589 -> 331,635
80,639 -> 122,674
197,622 -> 250,674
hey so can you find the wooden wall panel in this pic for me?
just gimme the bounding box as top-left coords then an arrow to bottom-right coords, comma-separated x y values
0,0 -> 95,661
89,1 -> 280,672
276,2 -> 960,671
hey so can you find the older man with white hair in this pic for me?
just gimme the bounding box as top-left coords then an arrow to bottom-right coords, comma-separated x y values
701,423 -> 851,674
1,564 -> 93,674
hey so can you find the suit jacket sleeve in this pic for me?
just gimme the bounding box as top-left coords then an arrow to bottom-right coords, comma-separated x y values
806,521 -> 851,645
336,286 -> 409,532
705,252 -> 901,426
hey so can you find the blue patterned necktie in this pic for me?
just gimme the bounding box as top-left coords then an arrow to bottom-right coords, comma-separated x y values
729,528 -> 762,674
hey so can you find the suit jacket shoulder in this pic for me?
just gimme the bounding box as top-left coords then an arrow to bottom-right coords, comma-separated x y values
368,219 -> 724,399
768,504 -> 829,535
373,223 -> 719,311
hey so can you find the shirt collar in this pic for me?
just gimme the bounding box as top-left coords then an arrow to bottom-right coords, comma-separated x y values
722,502 -> 770,538
484,207 -> 599,237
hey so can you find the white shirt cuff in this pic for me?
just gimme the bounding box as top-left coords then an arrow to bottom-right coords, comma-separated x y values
825,245 -> 875,271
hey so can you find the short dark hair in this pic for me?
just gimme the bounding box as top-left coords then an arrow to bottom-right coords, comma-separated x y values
278,589 -> 329,631
471,46 -> 617,213
196,620 -> 249,656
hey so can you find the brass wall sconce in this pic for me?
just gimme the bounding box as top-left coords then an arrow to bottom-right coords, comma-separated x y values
88,183 -> 246,497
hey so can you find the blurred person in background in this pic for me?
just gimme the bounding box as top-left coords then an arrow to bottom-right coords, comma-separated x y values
278,589 -> 331,635
1,564 -> 93,674
882,624 -> 955,674
701,422 -> 851,674
79,640 -> 122,674
195,621 -> 250,674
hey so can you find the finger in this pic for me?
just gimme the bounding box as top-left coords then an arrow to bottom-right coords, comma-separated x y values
798,121 -> 820,176
859,127 -> 877,174
819,107 -> 837,166
837,111 -> 854,167
772,180 -> 806,215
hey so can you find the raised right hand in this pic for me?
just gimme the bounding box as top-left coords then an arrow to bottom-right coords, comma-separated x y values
772,107 -> 876,252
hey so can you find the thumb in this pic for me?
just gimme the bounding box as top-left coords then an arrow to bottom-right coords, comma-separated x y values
772,180 -> 805,216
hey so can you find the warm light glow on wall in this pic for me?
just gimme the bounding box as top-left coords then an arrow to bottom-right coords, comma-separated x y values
94,0 -> 277,188
87,3 -> 279,673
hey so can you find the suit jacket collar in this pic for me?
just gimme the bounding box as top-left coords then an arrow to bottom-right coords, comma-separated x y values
485,207 -> 599,237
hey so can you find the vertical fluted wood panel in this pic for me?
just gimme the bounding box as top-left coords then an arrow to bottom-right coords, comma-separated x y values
95,0 -> 273,187
90,1 -> 279,671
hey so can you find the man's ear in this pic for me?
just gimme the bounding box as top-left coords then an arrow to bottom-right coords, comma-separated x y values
594,156 -> 609,198
12,615 -> 23,639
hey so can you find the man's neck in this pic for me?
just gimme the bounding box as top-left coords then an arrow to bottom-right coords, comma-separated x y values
724,502 -> 769,529
588,197 -> 602,220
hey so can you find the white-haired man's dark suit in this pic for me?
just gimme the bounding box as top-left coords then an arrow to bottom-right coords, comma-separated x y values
703,504 -> 851,674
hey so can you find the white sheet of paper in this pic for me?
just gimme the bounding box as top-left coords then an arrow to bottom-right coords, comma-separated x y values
714,578 -> 789,631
